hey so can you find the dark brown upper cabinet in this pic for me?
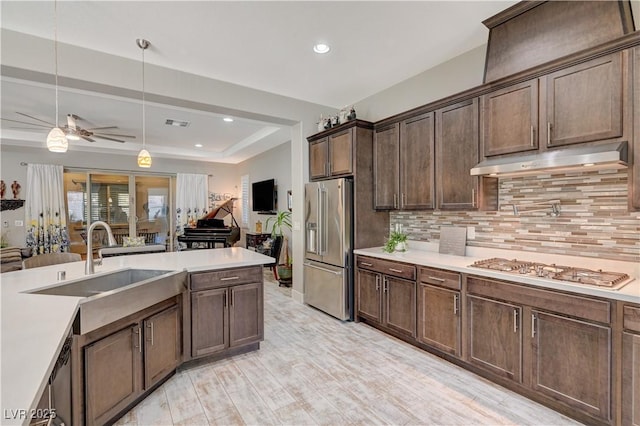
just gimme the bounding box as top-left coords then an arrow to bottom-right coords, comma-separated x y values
543,52 -> 624,148
436,99 -> 480,210
481,79 -> 539,157
373,113 -> 435,210
633,46 -> 640,211
482,52 -> 626,158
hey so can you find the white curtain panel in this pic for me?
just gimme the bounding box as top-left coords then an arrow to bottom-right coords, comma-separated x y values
175,173 -> 208,249
25,163 -> 70,254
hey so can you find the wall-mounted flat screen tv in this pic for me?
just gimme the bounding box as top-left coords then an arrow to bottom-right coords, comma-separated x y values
252,178 -> 277,213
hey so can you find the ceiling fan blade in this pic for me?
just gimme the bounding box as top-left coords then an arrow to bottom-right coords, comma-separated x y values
1,118 -> 50,128
86,126 -> 119,131
15,112 -> 55,126
94,135 -> 126,143
66,114 -> 77,130
81,136 -> 96,143
95,133 -> 136,139
9,126 -> 47,131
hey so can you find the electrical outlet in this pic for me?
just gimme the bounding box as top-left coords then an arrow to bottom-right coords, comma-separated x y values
3,221 -> 8,228
467,226 -> 476,240
14,220 -> 23,227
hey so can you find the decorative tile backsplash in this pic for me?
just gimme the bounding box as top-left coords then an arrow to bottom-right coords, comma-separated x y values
391,169 -> 640,262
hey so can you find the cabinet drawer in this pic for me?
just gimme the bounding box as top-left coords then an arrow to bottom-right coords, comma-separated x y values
418,267 -> 460,290
467,276 -> 610,324
356,256 -> 415,280
190,266 -> 262,291
624,305 -> 640,333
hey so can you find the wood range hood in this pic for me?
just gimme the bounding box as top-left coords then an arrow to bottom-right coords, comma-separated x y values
470,0 -> 637,177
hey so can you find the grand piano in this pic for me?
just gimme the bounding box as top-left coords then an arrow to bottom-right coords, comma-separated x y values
177,198 -> 240,249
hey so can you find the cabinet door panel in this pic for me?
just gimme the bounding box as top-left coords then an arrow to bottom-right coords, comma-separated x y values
468,295 -> 522,382
373,124 -> 400,210
545,52 -> 623,147
482,80 -> 538,156
85,325 -> 141,426
623,331 -> 640,426
418,284 -> 460,356
531,311 -> 610,420
632,46 -> 640,210
356,269 -> 382,323
144,305 -> 180,390
329,129 -> 353,176
400,113 -> 435,209
229,282 -> 263,347
436,99 -> 480,210
384,276 -> 416,337
191,288 -> 227,357
309,138 -> 328,180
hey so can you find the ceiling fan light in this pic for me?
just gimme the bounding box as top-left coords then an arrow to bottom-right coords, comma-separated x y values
46,127 -> 68,152
137,148 -> 152,168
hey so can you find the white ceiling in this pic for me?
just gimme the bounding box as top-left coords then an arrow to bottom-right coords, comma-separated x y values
1,1 -> 518,163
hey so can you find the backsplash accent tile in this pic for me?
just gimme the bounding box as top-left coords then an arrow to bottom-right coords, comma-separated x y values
392,170 -> 640,262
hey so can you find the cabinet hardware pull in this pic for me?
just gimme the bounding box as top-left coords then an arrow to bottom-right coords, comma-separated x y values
147,322 -> 154,346
230,290 -> 233,306
393,193 -> 398,209
530,125 -> 535,147
531,313 -> 536,338
220,276 -> 240,281
360,262 -> 373,267
427,276 -> 445,283
401,193 -> 406,208
375,275 -> 380,291
471,189 -> 476,208
223,292 -> 227,307
136,327 -> 142,353
547,122 -> 552,146
453,294 -> 459,315
383,277 -> 388,293
513,309 -> 518,333
389,268 -> 403,274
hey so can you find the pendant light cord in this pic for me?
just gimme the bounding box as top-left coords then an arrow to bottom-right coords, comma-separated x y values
141,45 -> 146,149
54,0 -> 59,128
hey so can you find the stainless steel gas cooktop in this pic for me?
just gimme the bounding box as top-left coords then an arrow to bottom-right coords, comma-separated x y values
470,258 -> 633,290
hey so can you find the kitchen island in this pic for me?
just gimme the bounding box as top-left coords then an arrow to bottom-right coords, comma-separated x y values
0,248 -> 274,426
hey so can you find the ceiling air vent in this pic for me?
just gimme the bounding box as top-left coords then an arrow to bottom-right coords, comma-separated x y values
165,119 -> 190,127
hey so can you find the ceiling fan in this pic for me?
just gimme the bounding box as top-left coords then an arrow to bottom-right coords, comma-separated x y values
2,112 -> 136,143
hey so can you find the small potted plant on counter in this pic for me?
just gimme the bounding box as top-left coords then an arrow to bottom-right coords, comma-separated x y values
383,224 -> 408,253
265,211 -> 292,286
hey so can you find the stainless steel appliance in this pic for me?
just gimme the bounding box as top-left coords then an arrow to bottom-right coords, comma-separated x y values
470,258 -> 633,290
304,178 -> 353,320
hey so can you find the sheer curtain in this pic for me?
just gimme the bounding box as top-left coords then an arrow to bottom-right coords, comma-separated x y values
25,163 -> 70,254
175,173 -> 208,249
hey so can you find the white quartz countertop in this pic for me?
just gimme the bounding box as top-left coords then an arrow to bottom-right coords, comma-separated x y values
354,243 -> 640,304
0,248 -> 274,425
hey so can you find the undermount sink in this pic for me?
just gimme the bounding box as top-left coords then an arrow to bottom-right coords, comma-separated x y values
29,268 -> 187,334
31,269 -> 174,297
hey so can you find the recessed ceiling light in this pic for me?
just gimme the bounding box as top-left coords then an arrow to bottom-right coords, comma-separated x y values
313,43 -> 330,54
165,119 -> 190,127
195,143 -> 203,148
223,117 -> 234,122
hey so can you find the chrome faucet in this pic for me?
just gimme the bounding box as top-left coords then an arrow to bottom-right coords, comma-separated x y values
85,221 -> 117,274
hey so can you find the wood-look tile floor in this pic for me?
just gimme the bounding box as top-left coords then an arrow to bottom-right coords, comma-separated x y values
115,274 -> 582,426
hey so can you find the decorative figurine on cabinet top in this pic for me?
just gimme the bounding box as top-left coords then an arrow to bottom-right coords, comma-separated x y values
0,180 -> 5,200
11,181 -> 20,199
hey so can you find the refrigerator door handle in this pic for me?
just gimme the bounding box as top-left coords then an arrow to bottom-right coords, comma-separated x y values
303,262 -> 343,276
318,187 -> 327,255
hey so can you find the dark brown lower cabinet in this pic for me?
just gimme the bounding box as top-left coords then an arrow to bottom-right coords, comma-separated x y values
356,256 -> 416,338
622,308 -> 640,426
417,283 -> 460,356
531,310 -> 611,420
190,268 -> 264,359
85,325 -> 141,426
83,302 -> 180,425
467,295 -> 522,382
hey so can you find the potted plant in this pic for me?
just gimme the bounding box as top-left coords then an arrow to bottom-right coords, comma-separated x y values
265,211 -> 292,284
383,225 -> 408,253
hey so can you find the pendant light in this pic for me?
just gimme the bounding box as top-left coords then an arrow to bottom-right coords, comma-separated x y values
46,0 -> 68,153
136,38 -> 152,168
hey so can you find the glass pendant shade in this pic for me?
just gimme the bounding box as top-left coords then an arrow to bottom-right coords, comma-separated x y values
137,148 -> 152,168
46,127 -> 68,153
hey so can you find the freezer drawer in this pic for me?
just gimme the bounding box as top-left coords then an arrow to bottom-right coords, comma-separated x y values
304,261 -> 350,321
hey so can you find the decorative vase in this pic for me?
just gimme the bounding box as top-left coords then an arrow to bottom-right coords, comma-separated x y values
395,241 -> 407,252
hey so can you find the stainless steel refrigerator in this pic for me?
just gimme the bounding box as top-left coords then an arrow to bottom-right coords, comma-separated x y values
304,178 -> 353,320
